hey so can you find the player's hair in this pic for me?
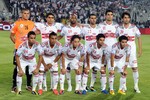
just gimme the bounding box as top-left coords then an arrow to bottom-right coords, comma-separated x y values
121,12 -> 131,19
27,31 -> 36,38
70,35 -> 81,42
46,13 -> 55,19
96,34 -> 105,41
49,31 -> 57,38
89,14 -> 97,18
21,8 -> 30,13
105,9 -> 113,15
119,35 -> 128,42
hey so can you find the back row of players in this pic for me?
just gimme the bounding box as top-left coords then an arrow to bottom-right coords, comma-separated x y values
10,8 -> 142,95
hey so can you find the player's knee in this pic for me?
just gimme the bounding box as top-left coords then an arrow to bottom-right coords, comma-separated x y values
132,67 -> 138,72
100,69 -> 106,74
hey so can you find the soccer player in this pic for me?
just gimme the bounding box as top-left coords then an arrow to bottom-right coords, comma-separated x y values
81,14 -> 101,91
58,14 -> 82,92
98,10 -> 118,94
35,13 -> 63,91
109,35 -> 131,95
15,31 -> 43,95
82,34 -> 107,94
39,32 -> 62,95
10,8 -> 35,92
59,35 -> 84,95
116,12 -> 142,93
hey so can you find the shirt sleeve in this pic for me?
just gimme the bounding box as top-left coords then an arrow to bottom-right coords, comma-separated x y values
35,22 -> 42,31
126,45 -> 131,57
135,26 -> 141,38
56,23 -> 64,32
10,22 -> 18,34
16,44 -> 24,56
86,44 -> 92,54
60,27 -> 66,36
111,45 -> 116,54
36,44 -> 44,55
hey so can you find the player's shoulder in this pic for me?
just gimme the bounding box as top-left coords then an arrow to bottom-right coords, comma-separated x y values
55,41 -> 62,46
102,43 -> 108,48
130,24 -> 137,29
27,20 -> 34,24
41,41 -> 48,47
112,42 -> 119,48
117,24 -> 124,29
78,43 -> 84,48
34,41 -> 40,46
64,42 -> 70,47
89,42 -> 96,48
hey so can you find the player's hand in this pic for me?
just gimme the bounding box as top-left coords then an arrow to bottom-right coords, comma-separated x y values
44,65 -> 49,72
109,70 -> 115,75
18,69 -> 24,76
61,68 -> 66,74
138,50 -> 142,58
47,64 -> 52,69
84,67 -> 90,74
33,68 -> 39,75
123,70 -> 127,76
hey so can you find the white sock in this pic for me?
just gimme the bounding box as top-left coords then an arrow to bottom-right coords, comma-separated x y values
66,70 -> 71,87
17,75 -> 22,91
32,74 -> 39,91
119,75 -> 126,90
82,73 -> 88,90
60,74 -> 65,90
75,75 -> 81,91
100,74 -> 107,90
53,72 -> 59,90
90,71 -> 97,87
38,73 -> 44,90
133,71 -> 139,87
50,71 -> 53,89
43,72 -> 47,87
109,75 -> 114,90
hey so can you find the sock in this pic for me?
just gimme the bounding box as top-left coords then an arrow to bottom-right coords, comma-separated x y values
32,74 -> 39,91
100,74 -> 107,90
82,73 -> 88,90
133,71 -> 139,87
75,75 -> 81,91
60,74 -> 65,90
13,67 -> 17,87
43,72 -> 47,88
66,70 -> 71,87
119,75 -> 126,90
53,72 -> 59,89
90,71 -> 97,87
17,75 -> 22,91
109,75 -> 114,90
50,71 -> 53,89
38,73 -> 44,90
26,66 -> 32,86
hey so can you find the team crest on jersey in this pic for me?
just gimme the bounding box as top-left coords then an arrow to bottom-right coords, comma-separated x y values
120,30 -> 124,34
20,24 -> 24,28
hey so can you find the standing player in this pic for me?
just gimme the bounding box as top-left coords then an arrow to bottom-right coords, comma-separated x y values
35,13 -> 63,91
58,14 -> 82,92
98,10 -> 118,94
116,12 -> 142,93
109,35 -> 131,95
59,35 -> 84,95
10,8 -> 35,92
81,14 -> 101,91
82,34 -> 107,94
15,31 -> 43,95
38,32 -> 62,95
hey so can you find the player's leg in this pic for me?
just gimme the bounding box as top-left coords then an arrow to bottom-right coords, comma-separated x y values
89,67 -> 97,92
25,66 -> 32,91
38,64 -> 44,95
66,64 -> 72,92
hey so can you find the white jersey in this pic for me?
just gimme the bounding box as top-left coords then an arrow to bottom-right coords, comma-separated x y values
41,41 -> 62,58
60,25 -> 82,43
36,22 -> 63,42
87,42 -> 107,63
111,42 -> 131,61
81,24 -> 101,50
62,43 -> 85,60
99,21 -> 118,51
16,41 -> 43,62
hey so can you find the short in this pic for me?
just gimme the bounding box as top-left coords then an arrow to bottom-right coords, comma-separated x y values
40,56 -> 58,72
128,53 -> 137,68
85,59 -> 102,70
60,58 -> 79,70
17,58 -> 37,74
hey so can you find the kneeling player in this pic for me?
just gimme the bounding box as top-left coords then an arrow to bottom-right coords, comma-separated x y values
39,32 -> 62,95
59,35 -> 84,95
82,34 -> 107,94
16,31 -> 43,95
109,35 -> 131,95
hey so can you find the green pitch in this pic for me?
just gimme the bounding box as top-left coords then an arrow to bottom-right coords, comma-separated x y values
0,31 -> 150,100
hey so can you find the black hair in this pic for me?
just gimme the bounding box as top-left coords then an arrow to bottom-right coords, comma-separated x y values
119,35 -> 128,42
46,13 -> 55,19
89,14 -> 97,18
70,35 -> 81,42
27,31 -> 36,38
105,9 -> 113,15
121,12 -> 131,19
49,31 -> 57,38
21,8 -> 30,13
96,34 -> 105,41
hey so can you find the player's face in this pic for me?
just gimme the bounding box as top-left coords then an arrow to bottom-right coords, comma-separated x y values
97,37 -> 105,46
89,15 -> 97,25
28,35 -> 36,45
70,15 -> 77,24
49,35 -> 57,46
120,40 -> 128,48
105,12 -> 113,21
72,38 -> 80,48
22,10 -> 30,20
46,15 -> 55,24
123,15 -> 130,24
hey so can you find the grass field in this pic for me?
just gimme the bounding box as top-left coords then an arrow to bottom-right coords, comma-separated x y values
0,31 -> 150,100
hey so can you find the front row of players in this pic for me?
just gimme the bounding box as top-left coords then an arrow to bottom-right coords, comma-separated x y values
16,31 -> 131,95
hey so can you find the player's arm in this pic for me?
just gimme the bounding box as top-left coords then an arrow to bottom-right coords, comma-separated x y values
61,52 -> 66,74
57,27 -> 66,40
110,46 -> 115,75
137,37 -> 142,57
10,33 -> 15,44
